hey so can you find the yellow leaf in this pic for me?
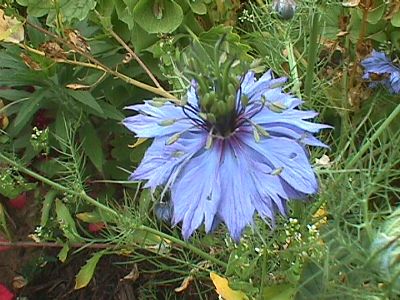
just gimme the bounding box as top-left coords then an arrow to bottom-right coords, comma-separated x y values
75,252 -> 104,289
128,138 -> 147,148
0,9 -> 24,43
210,272 -> 249,300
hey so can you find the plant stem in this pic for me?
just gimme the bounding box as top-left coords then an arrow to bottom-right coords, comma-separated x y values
139,226 -> 228,269
24,21 -> 180,103
0,240 -> 111,249
0,153 -> 118,217
107,28 -> 162,89
346,103 -> 400,169
304,12 -> 320,100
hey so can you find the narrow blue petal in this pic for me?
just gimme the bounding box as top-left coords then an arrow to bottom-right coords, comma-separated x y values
252,109 -> 332,133
123,101 -> 197,138
267,125 -> 329,148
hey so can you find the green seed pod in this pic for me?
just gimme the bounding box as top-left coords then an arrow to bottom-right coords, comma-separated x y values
215,101 -> 226,116
226,95 -> 236,113
227,83 -> 236,96
206,113 -> 217,124
200,93 -> 211,110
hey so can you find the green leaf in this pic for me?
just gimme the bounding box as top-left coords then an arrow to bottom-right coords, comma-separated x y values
75,252 -> 104,289
133,0 -> 183,33
41,190 -> 57,227
79,122 -> 105,173
262,284 -> 296,300
55,199 -> 83,243
58,243 -> 70,262
391,10 -> 400,27
98,102 -> 125,121
16,0 -> 96,23
7,97 -> 41,137
187,0 -> 207,15
67,90 -> 104,115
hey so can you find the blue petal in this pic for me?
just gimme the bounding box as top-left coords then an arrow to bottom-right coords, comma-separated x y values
361,50 -> 400,94
123,101 -> 197,138
267,125 -> 329,148
171,142 -> 223,239
186,80 -> 200,107
240,133 -> 319,194
131,132 -> 206,191
217,141 -> 256,241
251,108 -> 332,133
361,51 -> 399,76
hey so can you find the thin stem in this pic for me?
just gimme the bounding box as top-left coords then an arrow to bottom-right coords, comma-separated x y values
25,20 -> 180,103
0,240 -> 111,249
139,226 -> 228,269
107,28 -> 162,89
304,12 -> 320,99
346,103 -> 400,169
0,152 -> 118,217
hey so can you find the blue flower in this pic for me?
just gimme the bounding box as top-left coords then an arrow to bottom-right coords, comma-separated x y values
123,70 -> 330,241
361,50 -> 400,94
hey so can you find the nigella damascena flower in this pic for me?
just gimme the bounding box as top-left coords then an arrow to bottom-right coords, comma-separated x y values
361,50 -> 400,94
123,70 -> 330,241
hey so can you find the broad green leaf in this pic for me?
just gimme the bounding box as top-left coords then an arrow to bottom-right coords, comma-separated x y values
67,90 -> 104,115
114,0 -> 138,29
133,0 -> 183,33
16,0 -> 96,23
58,243 -> 69,262
98,102 -> 124,121
262,284 -> 296,300
55,199 -> 83,243
391,10 -> 400,27
0,89 -> 31,101
187,0 -> 207,15
79,122 -> 105,173
75,252 -> 104,289
7,97 -> 41,137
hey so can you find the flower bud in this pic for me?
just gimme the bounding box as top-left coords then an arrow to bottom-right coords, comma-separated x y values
154,201 -> 173,223
273,0 -> 297,20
